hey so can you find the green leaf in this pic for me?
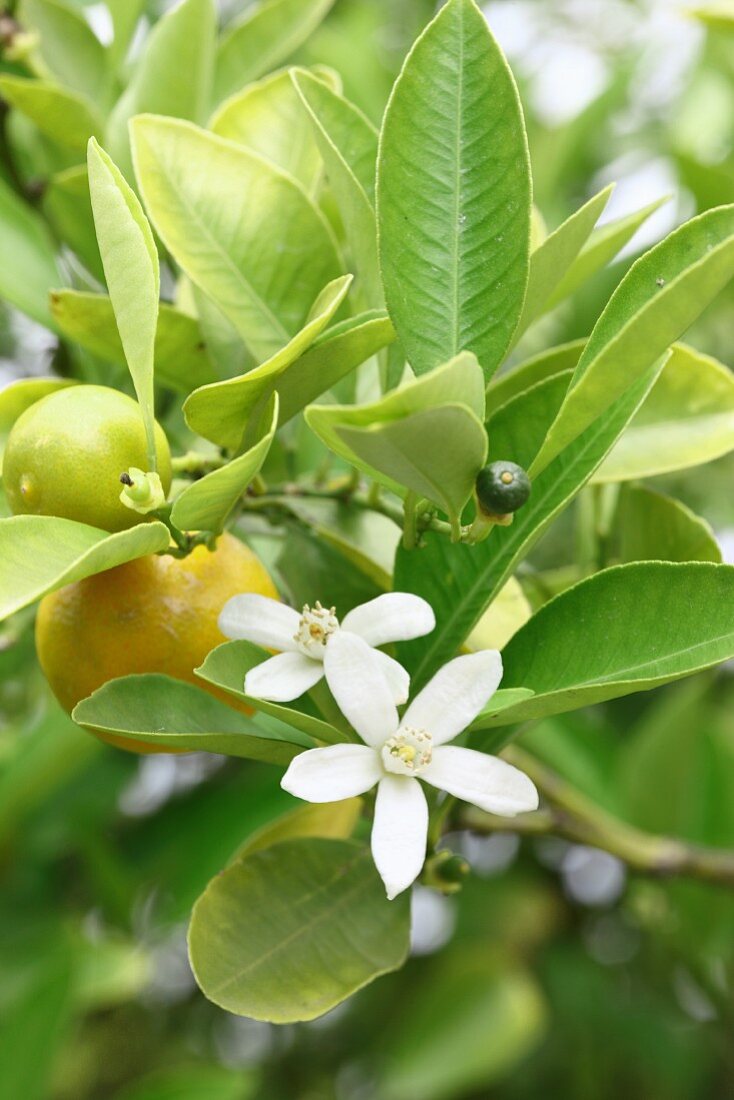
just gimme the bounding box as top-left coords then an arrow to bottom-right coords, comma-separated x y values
486,339 -> 584,412
210,66 -> 339,195
0,76 -> 102,153
188,838 -> 410,1022
689,4 -> 734,31
131,115 -> 342,361
106,0 -> 217,180
0,377 -> 76,474
615,485 -> 721,564
513,185 -> 614,339
487,370 -> 571,468
545,196 -> 670,309
235,799 -> 362,860
293,68 -> 380,302
214,0 -> 336,104
183,275 -> 352,450
0,516 -> 170,621
467,577 -> 532,650
43,165 -> 104,282
172,395 -> 278,533
196,640 -> 346,745
531,204 -> 734,474
306,352 -> 487,518
50,289 -> 216,394
277,496 -> 399,589
395,362 -> 664,687
88,138 -> 160,470
21,0 -> 106,102
380,955 -> 546,1100
593,343 -> 734,482
106,0 -> 146,77
476,562 -> 734,726
0,176 -> 61,327
377,0 -> 531,378
72,674 -> 312,764
277,311 -> 396,423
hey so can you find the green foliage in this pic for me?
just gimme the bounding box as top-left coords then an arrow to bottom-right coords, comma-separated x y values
0,517 -> 170,620
377,0 -> 531,378
72,674 -> 311,764
88,139 -> 159,469
532,205 -> 734,473
132,115 -> 342,361
188,839 -> 410,1021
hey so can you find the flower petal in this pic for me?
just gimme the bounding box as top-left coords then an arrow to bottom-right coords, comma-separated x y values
281,744 -> 382,802
244,651 -> 323,701
371,775 -> 428,899
422,746 -> 539,815
218,593 -> 300,651
341,593 -> 436,646
323,631 -> 398,747
403,650 -> 503,745
372,649 -> 410,705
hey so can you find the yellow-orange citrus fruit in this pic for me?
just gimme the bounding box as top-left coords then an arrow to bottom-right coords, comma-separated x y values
35,533 -> 279,753
4,384 -> 172,532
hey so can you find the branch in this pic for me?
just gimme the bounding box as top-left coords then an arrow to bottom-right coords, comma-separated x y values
460,745 -> 734,889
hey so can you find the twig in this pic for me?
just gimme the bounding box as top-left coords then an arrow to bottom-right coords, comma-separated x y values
459,745 -> 734,889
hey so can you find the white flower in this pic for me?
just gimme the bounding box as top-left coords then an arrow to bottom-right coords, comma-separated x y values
280,632 -> 539,899
218,592 -> 435,705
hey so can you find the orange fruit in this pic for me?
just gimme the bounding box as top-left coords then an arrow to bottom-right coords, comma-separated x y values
35,533 -> 279,753
4,384 -> 172,533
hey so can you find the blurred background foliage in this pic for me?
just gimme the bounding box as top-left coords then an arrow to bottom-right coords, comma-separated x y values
1,0 -> 734,1097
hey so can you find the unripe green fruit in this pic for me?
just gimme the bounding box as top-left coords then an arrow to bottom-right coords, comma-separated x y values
475,460 -> 531,515
4,385 -> 172,533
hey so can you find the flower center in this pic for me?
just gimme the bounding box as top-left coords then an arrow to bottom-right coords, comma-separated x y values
294,601 -> 339,658
381,726 -> 433,777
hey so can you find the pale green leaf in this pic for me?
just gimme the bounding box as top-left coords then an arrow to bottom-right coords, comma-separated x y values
377,0 -> 531,378
188,838 -> 410,1022
214,0 -> 336,104
545,196 -> 670,309
394,362 -> 664,688
466,577 -> 532,651
475,562 -> 734,727
172,395 -> 278,533
50,289 -> 215,394
486,339 -> 584,411
196,640 -> 346,746
593,343 -> 734,482
21,0 -> 106,101
210,65 -> 339,194
235,799 -> 362,860
514,184 -> 614,339
337,405 -> 488,523
0,516 -> 170,621
306,352 -> 487,515
0,76 -> 102,153
532,204 -> 734,475
88,138 -> 159,470
0,377 -> 76,475
615,485 -> 721,564
72,674 -> 312,764
106,0 -> 217,179
293,68 -> 380,301
183,275 -> 351,450
0,176 -> 61,327
131,115 -> 342,361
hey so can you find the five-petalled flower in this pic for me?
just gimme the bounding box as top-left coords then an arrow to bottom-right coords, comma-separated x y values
279,631 -> 539,899
218,592 -> 435,704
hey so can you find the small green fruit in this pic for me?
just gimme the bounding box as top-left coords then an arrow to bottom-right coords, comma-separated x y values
476,461 -> 531,515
